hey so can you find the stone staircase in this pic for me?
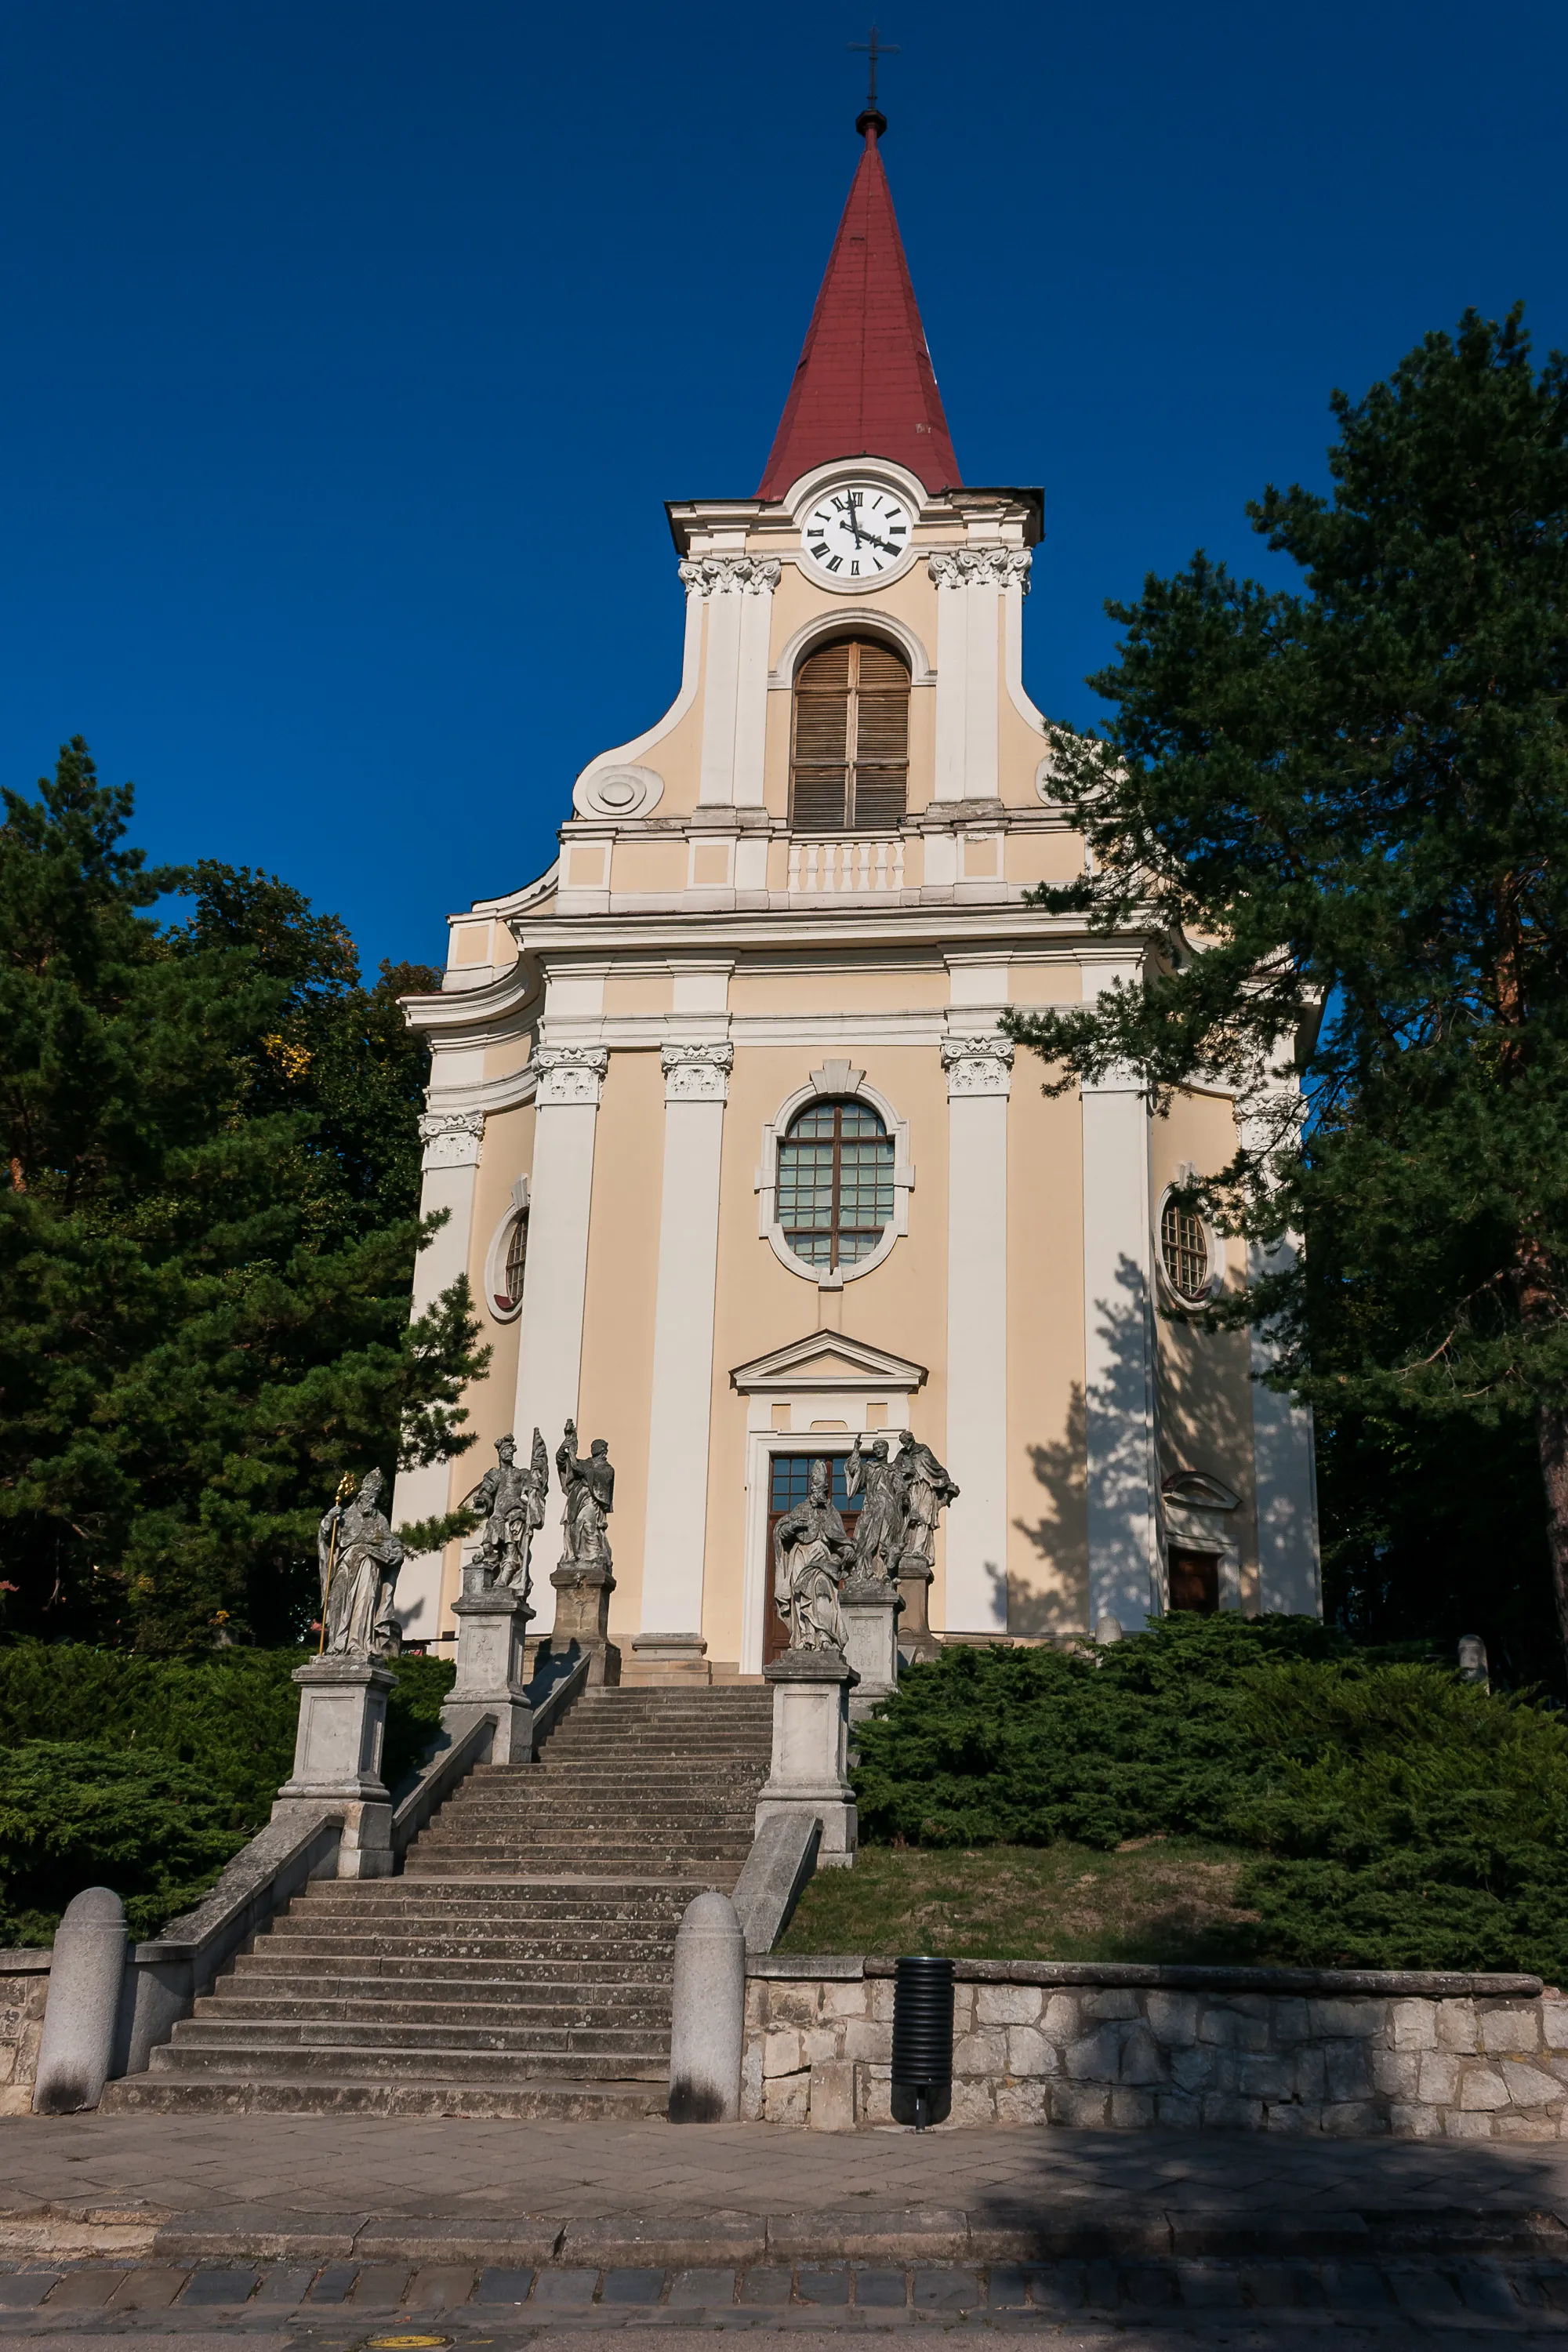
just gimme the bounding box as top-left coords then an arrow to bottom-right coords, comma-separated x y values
106,1685 -> 773,2118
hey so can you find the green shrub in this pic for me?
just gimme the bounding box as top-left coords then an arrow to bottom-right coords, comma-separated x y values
855,1615 -> 1568,1976
0,1743 -> 253,1945
0,1641 -> 455,1943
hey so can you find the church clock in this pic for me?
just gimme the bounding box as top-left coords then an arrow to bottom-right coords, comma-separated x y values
800,483 -> 913,583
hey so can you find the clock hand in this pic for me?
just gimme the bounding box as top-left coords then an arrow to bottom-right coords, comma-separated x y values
859,529 -> 902,556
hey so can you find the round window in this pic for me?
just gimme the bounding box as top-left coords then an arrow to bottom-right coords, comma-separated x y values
493,1207 -> 528,1314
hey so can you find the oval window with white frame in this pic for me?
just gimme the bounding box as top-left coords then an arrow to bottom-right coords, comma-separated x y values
1159,1192 -> 1214,1304
483,1185 -> 531,1322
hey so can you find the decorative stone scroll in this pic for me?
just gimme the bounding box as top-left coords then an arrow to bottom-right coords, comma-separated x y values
928,548 -> 1033,594
941,1035 -> 1015,1098
662,1040 -> 734,1103
530,1044 -> 609,1107
418,1108 -> 485,1170
678,556 -> 783,597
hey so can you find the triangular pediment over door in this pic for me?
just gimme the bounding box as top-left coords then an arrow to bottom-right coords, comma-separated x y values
730,1330 -> 927,1396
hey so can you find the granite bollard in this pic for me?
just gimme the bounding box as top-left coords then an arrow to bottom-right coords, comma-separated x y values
668,1891 -> 745,2122
31,1886 -> 126,2114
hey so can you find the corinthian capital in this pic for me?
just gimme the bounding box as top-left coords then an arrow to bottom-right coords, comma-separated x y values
662,1040 -> 735,1103
419,1107 -> 485,1169
530,1044 -> 610,1107
678,555 -> 783,598
941,1034 -> 1015,1098
927,548 -> 1033,594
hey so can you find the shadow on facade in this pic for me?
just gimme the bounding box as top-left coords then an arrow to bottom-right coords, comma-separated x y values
1010,1381 -> 1091,1638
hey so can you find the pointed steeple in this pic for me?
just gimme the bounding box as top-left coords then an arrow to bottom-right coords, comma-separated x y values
757,114 -> 961,501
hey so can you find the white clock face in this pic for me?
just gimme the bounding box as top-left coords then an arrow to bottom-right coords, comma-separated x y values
800,484 -> 913,582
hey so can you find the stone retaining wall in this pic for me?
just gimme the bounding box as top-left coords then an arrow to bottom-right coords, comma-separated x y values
744,1957 -> 1566,2139
0,1953 -> 49,2117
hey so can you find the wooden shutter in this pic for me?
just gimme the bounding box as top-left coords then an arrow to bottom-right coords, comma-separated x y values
791,643 -> 852,828
790,639 -> 909,831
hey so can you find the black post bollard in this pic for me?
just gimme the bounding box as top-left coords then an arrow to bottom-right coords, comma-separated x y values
891,1954 -> 954,2130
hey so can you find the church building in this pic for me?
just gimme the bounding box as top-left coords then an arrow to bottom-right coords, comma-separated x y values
390,101 -> 1320,1674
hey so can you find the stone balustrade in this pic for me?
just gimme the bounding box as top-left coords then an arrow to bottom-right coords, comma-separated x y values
787,837 -> 906,895
744,1956 -> 1565,2139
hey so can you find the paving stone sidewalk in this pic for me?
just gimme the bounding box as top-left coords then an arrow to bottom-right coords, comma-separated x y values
3,2250 -> 1568,2340
5,2114 -> 1568,2267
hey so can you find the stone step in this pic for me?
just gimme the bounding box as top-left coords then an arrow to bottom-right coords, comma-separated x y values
230,1956 -> 676,1988
102,2074 -> 667,2119
199,1993 -> 666,2027
168,2016 -> 666,2056
147,2042 -> 666,2083
249,1938 -> 684,1965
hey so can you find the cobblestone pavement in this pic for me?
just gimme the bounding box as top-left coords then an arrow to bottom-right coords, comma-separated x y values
5,2252 -> 1568,2342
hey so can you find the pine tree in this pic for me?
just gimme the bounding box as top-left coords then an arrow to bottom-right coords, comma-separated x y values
0,741 -> 486,1650
1007,310 -> 1568,1676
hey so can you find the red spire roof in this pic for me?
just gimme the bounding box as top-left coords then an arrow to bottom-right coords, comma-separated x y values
757,122 -> 961,502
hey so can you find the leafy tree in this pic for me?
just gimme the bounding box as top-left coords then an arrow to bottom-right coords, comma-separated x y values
0,740 -> 485,1650
1007,310 -> 1568,1676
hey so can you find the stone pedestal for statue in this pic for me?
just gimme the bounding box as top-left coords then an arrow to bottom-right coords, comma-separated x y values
628,1632 -> 710,1686
840,1576 -> 902,1721
895,1563 -> 942,1664
274,1658 -> 395,1879
545,1558 -> 621,1686
441,1560 -> 535,1761
755,1647 -> 858,1865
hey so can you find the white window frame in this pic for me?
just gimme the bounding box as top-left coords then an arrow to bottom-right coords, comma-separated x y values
756,1061 -> 914,1288
481,1175 -> 531,1324
1154,1180 -> 1224,1311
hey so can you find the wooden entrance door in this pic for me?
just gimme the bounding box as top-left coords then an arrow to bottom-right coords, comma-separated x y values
1167,1547 -> 1220,1614
764,1453 -> 862,1664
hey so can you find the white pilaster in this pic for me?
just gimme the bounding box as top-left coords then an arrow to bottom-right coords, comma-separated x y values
941,1034 -> 1013,1632
639,1043 -> 733,1640
1248,1235 -> 1323,1615
390,1090 -> 485,1644
511,1044 -> 609,1633
1080,971 -> 1162,1631
929,550 -> 1029,802
681,557 -> 780,808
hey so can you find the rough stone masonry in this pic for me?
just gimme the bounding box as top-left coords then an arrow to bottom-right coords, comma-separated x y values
744,1958 -> 1568,2138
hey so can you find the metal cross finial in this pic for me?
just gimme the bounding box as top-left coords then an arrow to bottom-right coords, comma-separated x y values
848,24 -> 899,114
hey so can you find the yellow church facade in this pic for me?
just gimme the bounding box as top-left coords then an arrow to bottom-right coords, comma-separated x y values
390,114 -> 1319,1673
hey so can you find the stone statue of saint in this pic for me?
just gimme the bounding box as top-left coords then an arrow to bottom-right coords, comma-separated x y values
557,1419 -> 614,1570
892,1430 -> 960,1577
772,1457 -> 852,1653
318,1469 -> 405,1660
463,1428 -> 550,1596
844,1436 -> 902,1581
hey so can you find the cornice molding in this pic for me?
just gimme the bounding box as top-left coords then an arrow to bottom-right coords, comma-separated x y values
678,555 -> 782,598
928,548 -> 1033,593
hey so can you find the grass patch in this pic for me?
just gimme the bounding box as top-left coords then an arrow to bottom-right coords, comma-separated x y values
779,1837 -> 1261,1963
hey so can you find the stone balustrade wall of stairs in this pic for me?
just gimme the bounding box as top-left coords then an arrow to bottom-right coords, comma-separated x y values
103,1686 -> 774,2118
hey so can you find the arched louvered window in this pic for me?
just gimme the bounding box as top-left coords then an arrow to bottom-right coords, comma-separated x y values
790,638 -> 909,830
778,1098 -> 895,1270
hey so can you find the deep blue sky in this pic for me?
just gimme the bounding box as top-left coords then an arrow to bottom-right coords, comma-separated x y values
2,0 -> 1563,973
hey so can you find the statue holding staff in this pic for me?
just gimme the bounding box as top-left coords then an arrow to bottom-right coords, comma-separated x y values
772,1457 -> 852,1653
557,1419 -> 614,1569
844,1435 -> 902,1581
318,1468 -> 405,1659
462,1428 -> 550,1597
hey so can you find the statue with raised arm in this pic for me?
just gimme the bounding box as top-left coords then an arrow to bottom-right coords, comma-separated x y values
557,1418 -> 614,1570
772,1457 -> 851,1653
318,1468 -> 405,1660
844,1435 -> 902,1582
892,1430 -> 960,1578
462,1429 -> 549,1597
